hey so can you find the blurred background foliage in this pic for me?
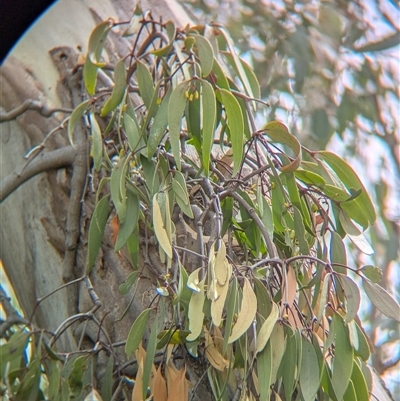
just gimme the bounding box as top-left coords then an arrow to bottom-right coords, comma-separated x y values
181,0 -> 399,396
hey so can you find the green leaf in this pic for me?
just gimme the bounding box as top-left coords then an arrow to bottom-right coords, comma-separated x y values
360,265 -> 383,283
212,57 -> 230,90
293,206 -> 310,254
119,271 -> 139,295
168,81 -> 189,170
317,151 -> 376,226
343,379 -> 357,401
187,278 -> 206,342
338,209 -> 362,236
351,359 -> 369,401
351,321 -> 370,361
348,233 -> 374,255
216,88 -> 244,176
172,171 -> 190,205
48,360 -> 61,400
280,329 -> 298,401
68,100 -> 90,147
115,189 -> 139,252
190,34 -> 214,77
125,308 -> 152,358
337,274 -> 360,323
332,314 -> 354,401
201,79 -> 216,175
153,193 -> 172,259
89,112 -> 103,172
223,277 -> 237,353
110,156 -> 128,224
147,89 -> 172,158
330,231 -> 347,274
216,25 -> 255,99
142,318 -> 158,400
68,356 -> 88,398
84,20 -> 112,95
295,168 -> 326,187
137,60 -> 155,109
362,278 -> 400,322
257,340 -> 272,401
256,302 -> 279,354
101,355 -> 114,401
86,196 -> 109,273
263,121 -> 302,173
123,112 -> 144,153
100,59 -> 127,116
150,21 -> 175,56
300,337 -> 320,401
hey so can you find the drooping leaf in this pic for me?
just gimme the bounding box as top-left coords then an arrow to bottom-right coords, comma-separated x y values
330,231 -> 347,274
190,34 -> 214,77
86,196 -> 109,273
142,318 -> 158,400
362,278 -> 400,322
263,121 -> 301,173
153,193 -> 173,259
100,59 -> 127,116
337,274 -> 361,323
150,21 -> 175,57
68,100 -> 90,147
110,156 -> 128,224
228,277 -> 257,343
168,81 -> 189,170
258,340 -> 272,401
223,278 -> 237,353
360,265 -> 383,283
125,308 -> 152,358
89,112 -> 103,172
147,89 -> 172,158
256,302 -> 279,354
216,88 -> 244,176
137,60 -> 155,109
201,79 -> 216,176
187,278 -> 206,342
119,271 -> 139,295
299,337 -> 320,401
332,314 -> 354,401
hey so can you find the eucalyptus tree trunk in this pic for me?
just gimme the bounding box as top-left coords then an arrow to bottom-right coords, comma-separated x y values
0,1 -> 213,398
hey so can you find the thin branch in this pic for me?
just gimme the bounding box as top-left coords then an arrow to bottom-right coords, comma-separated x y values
0,146 -> 75,202
0,99 -> 72,122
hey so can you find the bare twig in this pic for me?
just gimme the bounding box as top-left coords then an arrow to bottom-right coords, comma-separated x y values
0,146 -> 75,202
0,99 -> 72,122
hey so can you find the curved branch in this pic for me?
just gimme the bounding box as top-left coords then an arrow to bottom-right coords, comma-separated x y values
0,146 -> 75,202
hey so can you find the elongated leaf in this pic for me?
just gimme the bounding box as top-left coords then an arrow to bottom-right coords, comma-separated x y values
125,308 -> 152,358
360,265 -> 382,283
137,60 -> 155,109
348,233 -> 374,255
332,314 -> 354,401
115,189 -> 139,251
86,196 -> 109,273
258,340 -> 272,401
201,79 -> 216,175
362,278 -> 400,322
168,81 -> 189,170
317,151 -> 376,226
142,318 -> 158,400
295,168 -> 326,187
187,278 -> 206,342
351,359 -> 369,401
263,121 -> 301,173
330,231 -> 347,274
89,112 -> 103,172
172,171 -> 190,205
100,59 -> 127,116
110,156 -> 128,224
228,277 -> 257,343
317,273 -> 331,322
123,112 -> 144,153
216,88 -> 244,176
190,34 -> 214,77
68,100 -> 90,147
256,302 -> 279,353
150,21 -> 175,57
300,338 -> 319,401
147,89 -> 172,158
223,278 -> 237,353
293,206 -> 310,254
153,193 -> 172,259
337,274 -> 360,323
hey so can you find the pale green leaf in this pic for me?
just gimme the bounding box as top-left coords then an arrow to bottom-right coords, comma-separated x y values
299,338 -> 320,401
257,340 -> 272,401
263,121 -> 301,173
360,265 -> 383,283
256,302 -> 279,354
110,156 -> 128,224
100,59 -> 127,116
68,100 -> 90,147
187,278 -> 206,342
330,231 -> 347,274
118,271 -> 139,295
152,193 -> 172,259
201,79 -> 216,176
86,196 -> 109,273
228,277 -> 257,343
150,21 -> 175,57
89,112 -> 103,172
216,88 -> 244,176
168,81 -> 189,170
190,34 -> 214,77
125,308 -> 152,358
337,274 -> 360,323
123,112 -> 144,153
137,60 -> 155,109
362,278 -> 400,322
348,233 -> 374,255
